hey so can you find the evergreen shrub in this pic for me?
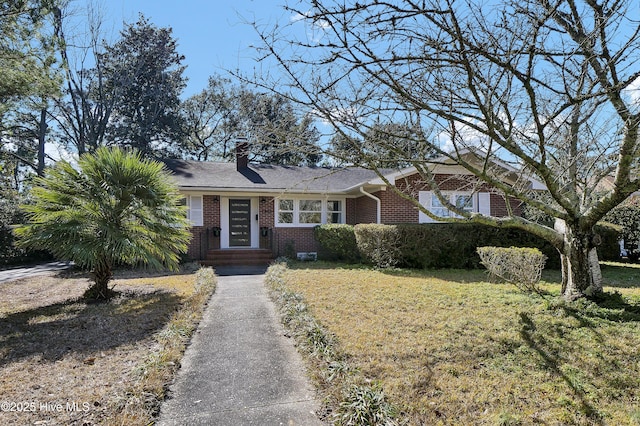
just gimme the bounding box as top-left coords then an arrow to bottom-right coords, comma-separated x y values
353,223 -> 620,270
319,222 -> 620,270
353,224 -> 401,268
314,224 -> 361,263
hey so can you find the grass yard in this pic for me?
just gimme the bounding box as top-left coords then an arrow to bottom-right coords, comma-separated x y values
281,262 -> 640,425
0,266 -> 215,426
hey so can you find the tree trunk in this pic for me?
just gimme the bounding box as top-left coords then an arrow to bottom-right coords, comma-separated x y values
85,265 -> 114,300
37,108 -> 47,176
556,220 -> 603,301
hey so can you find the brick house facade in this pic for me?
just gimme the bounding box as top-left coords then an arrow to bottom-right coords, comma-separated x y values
164,150 -> 540,264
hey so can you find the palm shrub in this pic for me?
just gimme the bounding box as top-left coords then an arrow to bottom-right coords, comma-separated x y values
15,147 -> 191,300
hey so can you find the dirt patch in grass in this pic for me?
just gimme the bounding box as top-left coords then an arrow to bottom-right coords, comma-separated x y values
283,263 -> 640,425
0,268 -> 207,425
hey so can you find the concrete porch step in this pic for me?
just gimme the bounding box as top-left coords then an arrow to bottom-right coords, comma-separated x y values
202,249 -> 274,267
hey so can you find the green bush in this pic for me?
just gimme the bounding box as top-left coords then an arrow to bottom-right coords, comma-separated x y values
314,224 -> 361,263
353,223 -> 560,269
336,384 -> 400,426
605,201 -> 638,260
594,223 -> 622,261
354,224 -> 401,268
477,246 -> 547,293
353,223 -> 620,270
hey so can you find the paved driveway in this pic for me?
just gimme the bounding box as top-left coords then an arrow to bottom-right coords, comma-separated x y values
0,261 -> 73,284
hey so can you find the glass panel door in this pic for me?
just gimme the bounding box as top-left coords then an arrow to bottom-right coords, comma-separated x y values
229,199 -> 251,246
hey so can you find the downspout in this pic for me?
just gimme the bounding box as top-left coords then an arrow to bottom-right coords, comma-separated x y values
360,187 -> 381,224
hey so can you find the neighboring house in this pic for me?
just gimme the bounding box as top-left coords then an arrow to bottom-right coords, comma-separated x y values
164,143 -> 544,265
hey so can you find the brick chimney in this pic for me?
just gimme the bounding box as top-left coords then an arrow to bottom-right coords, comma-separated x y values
235,137 -> 249,171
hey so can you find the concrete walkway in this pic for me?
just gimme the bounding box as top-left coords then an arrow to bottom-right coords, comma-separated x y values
157,267 -> 323,426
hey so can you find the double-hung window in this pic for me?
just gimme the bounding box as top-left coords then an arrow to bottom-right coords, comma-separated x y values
185,195 -> 203,226
327,200 -> 343,223
278,199 -> 295,224
299,200 -> 322,224
419,191 -> 480,223
431,192 -> 474,218
276,198 -> 345,226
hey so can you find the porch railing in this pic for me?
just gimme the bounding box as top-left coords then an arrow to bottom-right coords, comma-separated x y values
198,226 -> 274,260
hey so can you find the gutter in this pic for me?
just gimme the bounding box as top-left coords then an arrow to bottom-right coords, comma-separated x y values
360,187 -> 381,224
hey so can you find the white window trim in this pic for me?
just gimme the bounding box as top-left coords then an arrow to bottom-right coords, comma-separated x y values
419,191 -> 490,223
275,197 -> 346,227
186,195 -> 204,226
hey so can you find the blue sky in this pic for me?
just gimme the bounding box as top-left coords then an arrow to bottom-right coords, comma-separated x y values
101,0 -> 295,97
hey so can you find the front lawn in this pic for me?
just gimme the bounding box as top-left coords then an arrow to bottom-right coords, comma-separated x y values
281,262 -> 640,425
0,266 -> 216,425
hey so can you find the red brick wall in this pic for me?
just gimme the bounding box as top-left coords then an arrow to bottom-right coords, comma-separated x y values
490,193 -> 523,217
378,188 -> 418,224
273,228 -> 319,256
355,195 -> 378,223
379,173 -> 517,223
186,194 -> 221,259
186,226 -> 203,260
258,196 -> 275,227
259,196 -> 275,249
346,198 -> 358,225
203,195 -> 220,228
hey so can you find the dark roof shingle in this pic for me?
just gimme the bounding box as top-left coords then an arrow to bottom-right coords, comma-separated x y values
163,160 -> 382,194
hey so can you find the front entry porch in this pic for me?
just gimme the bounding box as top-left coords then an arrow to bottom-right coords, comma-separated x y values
200,248 -> 274,267
197,196 -> 274,266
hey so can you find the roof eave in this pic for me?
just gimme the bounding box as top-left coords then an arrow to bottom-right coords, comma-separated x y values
178,186 -> 361,196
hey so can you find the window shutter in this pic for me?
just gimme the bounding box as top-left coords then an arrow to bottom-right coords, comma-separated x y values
418,191 -> 436,223
478,192 -> 491,216
188,195 -> 204,226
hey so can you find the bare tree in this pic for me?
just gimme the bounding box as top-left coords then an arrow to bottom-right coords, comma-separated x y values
51,2 -> 114,155
252,0 -> 640,300
180,75 -> 236,161
181,79 -> 323,165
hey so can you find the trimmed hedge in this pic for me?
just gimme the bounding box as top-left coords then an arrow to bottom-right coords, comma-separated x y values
315,223 -> 620,270
314,224 -> 362,263
477,246 -> 546,293
381,223 -> 563,269
352,224 -> 401,268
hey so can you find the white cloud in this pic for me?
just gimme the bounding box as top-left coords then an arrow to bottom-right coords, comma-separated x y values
290,12 -> 308,23
437,122 -> 489,153
45,142 -> 77,167
290,10 -> 330,43
624,76 -> 640,106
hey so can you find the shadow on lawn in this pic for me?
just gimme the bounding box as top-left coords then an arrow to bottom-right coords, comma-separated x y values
54,267 -> 190,281
519,312 -> 606,425
291,260 -> 640,292
288,260 -> 493,284
600,263 -> 640,289
0,290 -> 180,366
568,292 -> 640,323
